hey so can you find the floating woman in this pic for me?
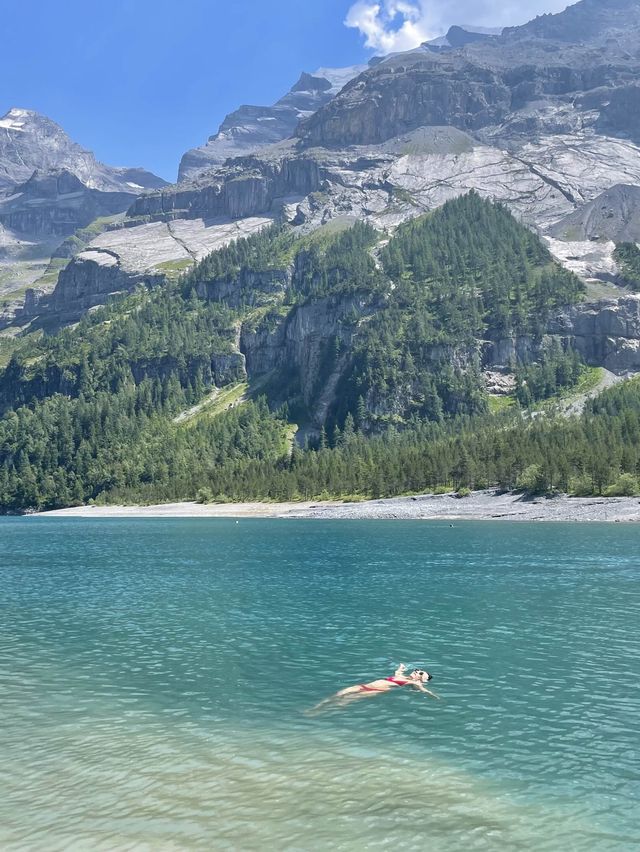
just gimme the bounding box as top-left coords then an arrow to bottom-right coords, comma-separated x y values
308,663 -> 439,714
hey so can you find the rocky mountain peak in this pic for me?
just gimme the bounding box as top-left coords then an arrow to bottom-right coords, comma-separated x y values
291,73 -> 332,94
0,108 -> 166,304
0,106 -> 166,195
1,106 -> 60,130
0,107 -> 92,192
177,64 -> 367,183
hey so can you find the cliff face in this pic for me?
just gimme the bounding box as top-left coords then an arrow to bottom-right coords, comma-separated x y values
550,295 -> 640,372
14,215 -> 274,327
503,0 -> 640,42
481,292 -> 640,377
0,169 -> 134,236
195,267 -> 292,308
113,3 -> 640,245
193,262 -> 383,424
48,249 -> 164,318
129,155 -> 322,221
297,39 -> 640,149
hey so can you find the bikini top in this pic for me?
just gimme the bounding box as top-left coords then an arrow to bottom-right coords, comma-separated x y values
385,677 -> 409,686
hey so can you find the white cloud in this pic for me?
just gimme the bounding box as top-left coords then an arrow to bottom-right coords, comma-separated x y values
344,1 -> 434,53
345,0 -> 574,54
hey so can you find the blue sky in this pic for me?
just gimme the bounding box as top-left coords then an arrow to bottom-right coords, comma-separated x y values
1,0 -> 570,182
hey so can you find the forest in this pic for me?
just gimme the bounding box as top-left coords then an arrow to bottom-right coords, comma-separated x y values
0,193 -> 637,512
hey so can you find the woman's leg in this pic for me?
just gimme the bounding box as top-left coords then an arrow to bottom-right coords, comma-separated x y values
306,685 -> 367,715
336,685 -> 365,697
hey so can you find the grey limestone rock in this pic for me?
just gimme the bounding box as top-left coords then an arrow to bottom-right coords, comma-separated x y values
550,184 -> 640,242
26,215 -> 274,324
423,25 -> 503,51
240,291 -> 380,414
503,0 -> 640,42
11,0 -> 640,393
549,295 -> 640,372
299,0 -> 640,149
0,169 -> 134,237
177,65 -> 366,182
0,107 -> 167,304
196,267 -> 292,308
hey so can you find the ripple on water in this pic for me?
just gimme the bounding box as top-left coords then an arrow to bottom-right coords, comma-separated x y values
0,518 -> 639,850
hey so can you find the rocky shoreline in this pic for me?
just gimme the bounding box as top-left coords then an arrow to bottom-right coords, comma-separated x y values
36,490 -> 640,521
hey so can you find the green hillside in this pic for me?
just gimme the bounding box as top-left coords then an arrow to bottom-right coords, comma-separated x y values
5,193 -> 635,513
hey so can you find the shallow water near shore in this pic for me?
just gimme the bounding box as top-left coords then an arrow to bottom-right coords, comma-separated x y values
1,519 -> 639,850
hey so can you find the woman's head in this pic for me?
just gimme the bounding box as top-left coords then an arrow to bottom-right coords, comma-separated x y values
411,669 -> 432,682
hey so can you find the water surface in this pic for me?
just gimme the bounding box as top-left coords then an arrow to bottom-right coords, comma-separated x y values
1,519 -> 639,850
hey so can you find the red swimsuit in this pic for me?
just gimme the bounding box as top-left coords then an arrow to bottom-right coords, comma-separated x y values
359,677 -> 409,692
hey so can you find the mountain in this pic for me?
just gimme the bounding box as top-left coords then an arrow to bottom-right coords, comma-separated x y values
0,107 -> 167,319
13,0 -> 640,333
0,194 -> 595,509
5,0 -> 640,512
298,8 -> 640,147
2,191 -> 640,512
177,65 -> 367,182
0,108 -> 165,194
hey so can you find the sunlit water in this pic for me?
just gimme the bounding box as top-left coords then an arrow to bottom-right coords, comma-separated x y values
1,519 -> 639,851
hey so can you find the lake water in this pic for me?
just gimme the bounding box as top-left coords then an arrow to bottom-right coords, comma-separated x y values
1,519 -> 639,851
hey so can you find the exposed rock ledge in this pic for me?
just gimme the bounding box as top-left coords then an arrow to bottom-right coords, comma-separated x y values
11,215 -> 273,326
550,295 -> 640,373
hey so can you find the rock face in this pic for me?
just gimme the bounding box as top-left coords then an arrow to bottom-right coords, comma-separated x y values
240,291 -> 380,421
299,0 -> 640,150
48,249 -> 156,315
423,25 -> 503,51
126,4 -> 640,242
125,124 -> 640,236
130,151 -> 323,221
550,296 -> 640,372
0,169 -> 134,236
550,185 -> 640,242
20,215 -> 274,324
544,236 -> 620,284
196,266 -> 292,308
177,65 -> 366,182
503,0 -> 640,42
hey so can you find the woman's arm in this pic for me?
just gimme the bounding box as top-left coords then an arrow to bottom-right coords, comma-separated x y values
413,683 -> 440,699
394,663 -> 407,677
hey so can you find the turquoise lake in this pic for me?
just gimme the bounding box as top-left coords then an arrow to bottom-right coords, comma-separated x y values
1,518 -> 639,850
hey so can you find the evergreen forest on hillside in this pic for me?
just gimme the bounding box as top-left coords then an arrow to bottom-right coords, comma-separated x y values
614,242 -> 640,289
1,193 -> 638,512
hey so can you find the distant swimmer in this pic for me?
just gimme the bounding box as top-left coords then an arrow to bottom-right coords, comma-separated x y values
307,664 -> 439,714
